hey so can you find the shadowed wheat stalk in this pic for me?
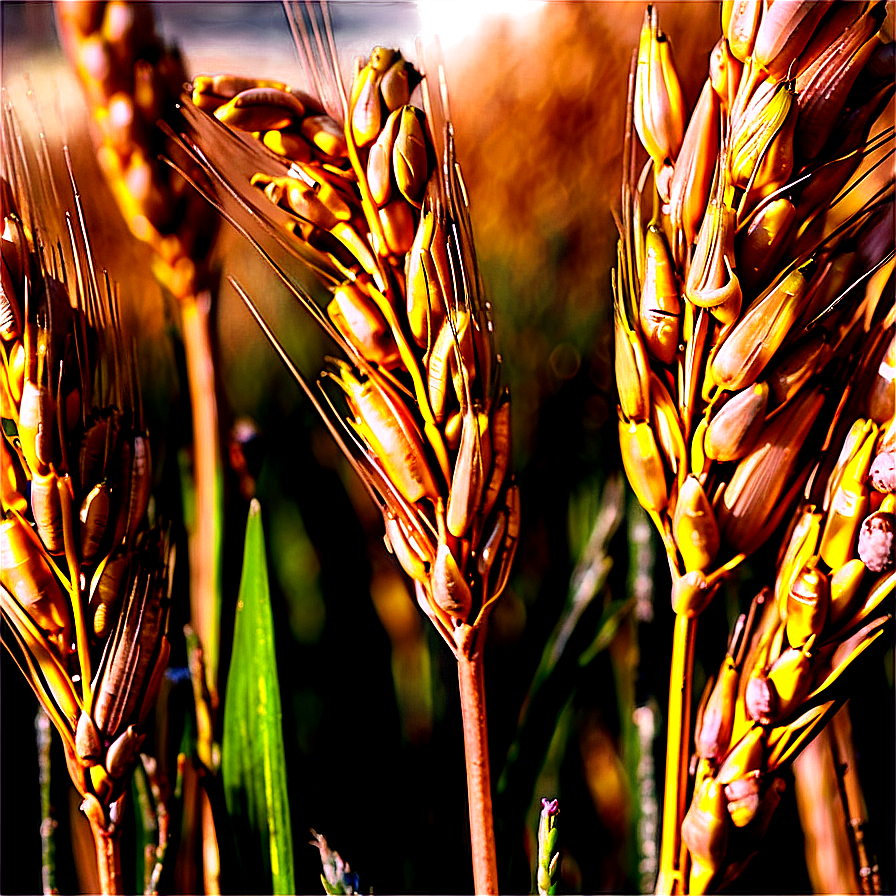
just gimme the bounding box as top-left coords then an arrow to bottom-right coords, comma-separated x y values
159,4 -> 519,892
614,2 -> 893,893
1,96 -> 172,895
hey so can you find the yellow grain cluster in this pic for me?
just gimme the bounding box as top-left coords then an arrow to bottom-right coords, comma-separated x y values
616,2 -> 894,891
1,108 -> 170,831
177,32 -> 518,658
617,0 -> 893,616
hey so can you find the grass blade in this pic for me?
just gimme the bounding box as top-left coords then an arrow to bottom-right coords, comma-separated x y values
222,499 -> 294,895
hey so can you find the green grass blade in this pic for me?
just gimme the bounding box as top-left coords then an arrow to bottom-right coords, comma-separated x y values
222,499 -> 295,895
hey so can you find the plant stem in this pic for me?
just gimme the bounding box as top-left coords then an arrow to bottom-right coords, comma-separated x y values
36,708 -> 57,896
457,640 -> 499,895
181,290 -> 222,711
656,613 -> 697,896
87,808 -> 123,895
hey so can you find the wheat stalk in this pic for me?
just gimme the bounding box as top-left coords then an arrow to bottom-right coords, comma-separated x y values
614,3 -> 894,893
160,5 -> 519,892
1,97 -> 171,895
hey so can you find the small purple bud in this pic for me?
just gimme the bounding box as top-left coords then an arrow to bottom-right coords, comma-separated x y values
858,511 -> 894,573
869,451 -> 895,494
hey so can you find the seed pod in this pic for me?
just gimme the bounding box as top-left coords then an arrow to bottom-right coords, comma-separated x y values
785,561 -> 829,648
367,109 -> 401,207
723,772 -> 760,827
696,655 -> 739,760
753,1 -> 829,82
824,419 -> 874,510
105,724 -> 144,778
18,379 -> 56,476
429,311 -> 469,424
614,304 -> 651,423
717,387 -> 824,554
775,504 -> 822,614
213,86 -> 306,132
673,475 -> 720,572
718,724 -> 765,784
669,79 -> 720,259
300,115 -> 347,159
0,515 -> 70,648
447,407 -> 490,538
191,74 -> 292,111
328,282 -> 400,369
619,418 -> 668,513
383,511 -> 431,582
377,198 -> 415,257
639,225 -> 681,364
705,382 -> 769,462
30,470 -> 65,555
406,208 -> 448,348
681,777 -> 727,895
650,373 -> 687,481
491,483 -> 521,601
737,196 -> 797,297
745,672 -> 774,723
728,80 -> 796,199
75,711 -> 102,767
431,540 -> 472,621
711,258 -> 815,392
819,423 -> 876,569
726,0 -> 761,62
685,197 -> 741,311
380,56 -> 412,111
351,59 -> 384,148
765,636 -> 815,721
709,36 -> 742,109
393,106 -> 428,207
80,481 -> 111,564
858,511 -> 894,572
263,129 -> 313,163
124,434 -> 151,550
333,361 -> 439,505
89,552 -> 132,639
634,6 -> 686,167
827,558 -> 865,630
476,510 -> 507,587
481,389 -> 511,521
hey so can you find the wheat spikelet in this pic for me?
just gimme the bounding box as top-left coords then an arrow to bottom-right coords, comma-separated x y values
169,11 -> 518,664
1,95 -> 172,893
615,3 -> 893,892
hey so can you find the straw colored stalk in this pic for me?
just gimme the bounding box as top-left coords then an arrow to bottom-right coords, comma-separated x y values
614,3 -> 893,892
54,0 -> 223,731
1,101 -> 172,895
161,6 -> 519,890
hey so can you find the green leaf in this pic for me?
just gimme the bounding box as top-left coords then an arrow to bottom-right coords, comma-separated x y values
222,499 -> 295,895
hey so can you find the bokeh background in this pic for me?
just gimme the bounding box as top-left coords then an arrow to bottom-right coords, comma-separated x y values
2,3 -> 893,894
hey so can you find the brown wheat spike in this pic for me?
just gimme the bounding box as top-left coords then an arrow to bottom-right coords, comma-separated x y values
615,3 -> 893,893
54,1 -> 223,734
1,95 -> 172,895
162,4 -> 518,892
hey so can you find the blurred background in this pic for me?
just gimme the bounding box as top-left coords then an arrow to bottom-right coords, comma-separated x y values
2,3 -> 893,894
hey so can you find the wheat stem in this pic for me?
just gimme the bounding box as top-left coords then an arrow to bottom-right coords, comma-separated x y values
458,635 -> 499,895
656,613 -> 696,896
87,808 -> 123,896
181,292 -> 222,717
